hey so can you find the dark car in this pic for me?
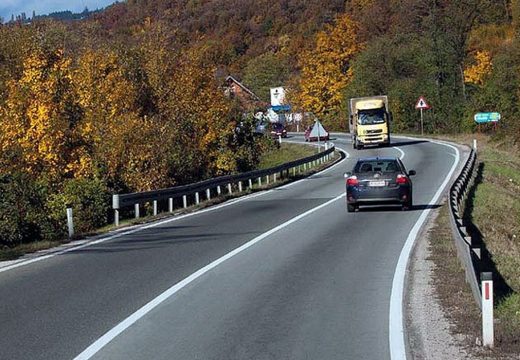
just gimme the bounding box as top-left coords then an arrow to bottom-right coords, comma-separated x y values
344,157 -> 416,212
270,122 -> 288,138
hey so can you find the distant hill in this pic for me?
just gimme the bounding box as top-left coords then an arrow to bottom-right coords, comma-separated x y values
6,6 -> 107,24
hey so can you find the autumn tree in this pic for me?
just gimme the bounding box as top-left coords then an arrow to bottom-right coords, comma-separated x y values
0,46 -> 85,184
293,14 -> 362,129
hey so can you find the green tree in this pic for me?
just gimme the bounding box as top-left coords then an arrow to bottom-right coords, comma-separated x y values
242,52 -> 290,102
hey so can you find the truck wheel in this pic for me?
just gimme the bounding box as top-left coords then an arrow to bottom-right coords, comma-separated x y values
347,203 -> 357,212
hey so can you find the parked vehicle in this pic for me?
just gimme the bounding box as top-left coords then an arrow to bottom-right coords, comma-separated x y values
344,157 -> 415,212
349,96 -> 392,149
270,122 -> 287,138
304,120 -> 329,142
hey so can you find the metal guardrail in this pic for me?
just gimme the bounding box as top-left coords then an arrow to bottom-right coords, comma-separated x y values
448,148 -> 482,308
112,145 -> 336,225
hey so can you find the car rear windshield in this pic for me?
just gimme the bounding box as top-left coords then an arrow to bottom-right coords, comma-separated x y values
354,160 -> 400,173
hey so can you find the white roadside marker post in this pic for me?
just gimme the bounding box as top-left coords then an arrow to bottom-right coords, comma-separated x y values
169,198 -> 173,213
206,188 -> 211,200
183,195 -> 187,209
195,192 -> 200,205
473,139 -> 477,151
153,200 -> 158,216
66,208 -> 74,239
481,272 -> 494,348
135,203 -> 140,218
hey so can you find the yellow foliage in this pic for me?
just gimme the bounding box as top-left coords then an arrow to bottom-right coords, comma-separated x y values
293,14 -> 363,117
464,50 -> 493,86
0,47 -> 88,182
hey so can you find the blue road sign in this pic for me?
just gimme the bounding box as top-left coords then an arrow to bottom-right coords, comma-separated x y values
474,112 -> 500,123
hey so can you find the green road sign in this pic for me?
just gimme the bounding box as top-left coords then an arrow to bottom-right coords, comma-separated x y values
474,112 -> 500,123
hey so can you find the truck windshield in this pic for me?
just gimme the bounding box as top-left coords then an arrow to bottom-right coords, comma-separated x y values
358,109 -> 385,125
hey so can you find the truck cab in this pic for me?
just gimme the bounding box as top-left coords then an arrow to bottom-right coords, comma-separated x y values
349,96 -> 391,150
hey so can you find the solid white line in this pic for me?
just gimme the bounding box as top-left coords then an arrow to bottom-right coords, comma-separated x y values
389,140 -> 460,360
73,193 -> 346,360
0,145 -> 348,274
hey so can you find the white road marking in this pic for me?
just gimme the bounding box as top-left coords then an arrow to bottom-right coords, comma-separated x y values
393,146 -> 405,159
73,193 -> 346,360
389,139 -> 460,360
0,144 -> 348,274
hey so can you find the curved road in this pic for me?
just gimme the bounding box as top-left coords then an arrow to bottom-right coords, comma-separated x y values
0,134 -> 464,360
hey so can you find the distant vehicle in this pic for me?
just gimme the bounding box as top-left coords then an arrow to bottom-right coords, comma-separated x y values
270,122 -> 287,138
349,96 -> 392,149
344,157 -> 415,212
304,120 -> 329,142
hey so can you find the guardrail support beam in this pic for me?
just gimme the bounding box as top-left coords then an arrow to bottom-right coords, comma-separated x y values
248,179 -> 253,189
258,177 -> 262,186
227,183 -> 232,194
169,198 -> 173,213
183,195 -> 187,208
206,188 -> 211,200
217,186 -> 221,195
153,200 -> 158,216
135,203 -> 140,218
195,192 -> 200,205
238,181 -> 243,192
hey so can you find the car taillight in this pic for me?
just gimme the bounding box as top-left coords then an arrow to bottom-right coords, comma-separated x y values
347,176 -> 359,186
396,174 -> 408,185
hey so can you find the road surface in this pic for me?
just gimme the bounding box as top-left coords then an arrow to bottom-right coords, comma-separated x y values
0,134 -> 463,360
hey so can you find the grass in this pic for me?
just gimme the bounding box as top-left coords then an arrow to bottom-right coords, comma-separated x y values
257,142 -> 318,169
0,143 -> 338,262
428,133 -> 520,355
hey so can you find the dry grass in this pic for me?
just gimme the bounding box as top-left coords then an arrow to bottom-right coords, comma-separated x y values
428,133 -> 520,355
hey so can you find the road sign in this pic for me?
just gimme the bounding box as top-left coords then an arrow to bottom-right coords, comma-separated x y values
474,112 -> 500,123
415,96 -> 431,110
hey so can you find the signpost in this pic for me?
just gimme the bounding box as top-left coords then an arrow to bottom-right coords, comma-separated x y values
474,112 -> 500,132
415,96 -> 431,136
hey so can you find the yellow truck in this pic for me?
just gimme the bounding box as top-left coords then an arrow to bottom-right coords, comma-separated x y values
349,96 -> 392,150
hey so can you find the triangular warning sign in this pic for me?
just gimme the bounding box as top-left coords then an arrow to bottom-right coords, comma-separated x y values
415,96 -> 431,110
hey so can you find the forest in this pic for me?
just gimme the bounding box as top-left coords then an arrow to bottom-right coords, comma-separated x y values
0,0 -> 519,245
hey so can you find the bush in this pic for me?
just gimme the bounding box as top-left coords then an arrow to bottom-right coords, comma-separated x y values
45,178 -> 110,236
0,172 -> 48,246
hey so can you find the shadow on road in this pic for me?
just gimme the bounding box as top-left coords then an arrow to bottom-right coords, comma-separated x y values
391,140 -> 428,147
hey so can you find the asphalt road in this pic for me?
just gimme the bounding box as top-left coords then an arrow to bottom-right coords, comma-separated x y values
0,134 -> 463,360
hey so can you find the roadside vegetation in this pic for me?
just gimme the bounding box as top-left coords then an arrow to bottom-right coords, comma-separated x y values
428,134 -> 520,356
0,141 -> 336,261
470,136 -> 520,350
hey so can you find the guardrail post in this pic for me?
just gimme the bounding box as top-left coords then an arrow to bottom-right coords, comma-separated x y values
258,177 -> 262,186
135,203 -> 140,218
248,179 -> 253,189
227,183 -> 232,194
195,192 -> 200,205
238,181 -> 243,192
169,198 -> 173,213
206,188 -> 211,200
274,173 -> 277,182
217,185 -> 221,195
183,195 -> 187,208
292,167 -> 296,176
473,139 -> 477,151
153,200 -> 158,216
481,272 -> 494,348
266,175 -> 270,184
66,208 -> 74,239
114,210 -> 119,226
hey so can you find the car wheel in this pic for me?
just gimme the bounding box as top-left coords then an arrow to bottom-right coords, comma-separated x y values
347,203 -> 357,213
401,199 -> 412,211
